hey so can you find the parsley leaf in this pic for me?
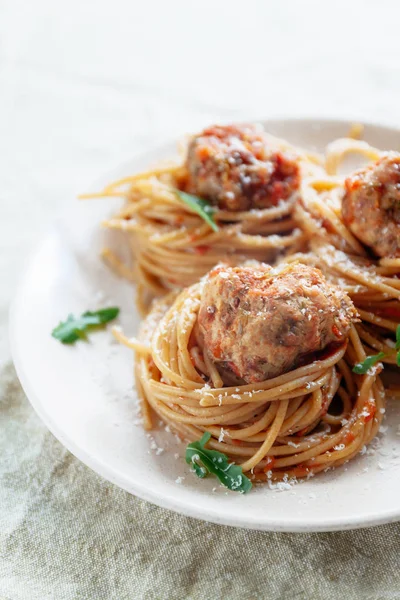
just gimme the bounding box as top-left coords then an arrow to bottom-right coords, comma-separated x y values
185,432 -> 252,493
175,190 -> 219,232
52,307 -> 120,344
352,352 -> 386,375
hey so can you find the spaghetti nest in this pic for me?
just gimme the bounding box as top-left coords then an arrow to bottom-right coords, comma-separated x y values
117,278 -> 385,483
293,136 -> 400,361
285,243 -> 400,367
295,136 -> 383,256
84,130 -> 323,313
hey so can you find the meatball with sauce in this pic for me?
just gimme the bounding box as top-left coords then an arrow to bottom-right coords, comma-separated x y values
342,153 -> 400,258
185,124 -> 300,212
198,262 -> 358,383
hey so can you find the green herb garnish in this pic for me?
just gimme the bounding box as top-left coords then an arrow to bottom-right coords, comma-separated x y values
185,432 -> 252,493
351,325 -> 400,371
175,190 -> 219,232
396,325 -> 400,367
352,352 -> 386,375
52,307 -> 120,344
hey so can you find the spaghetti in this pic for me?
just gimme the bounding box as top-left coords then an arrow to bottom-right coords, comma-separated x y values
116,269 -> 385,483
292,133 -> 400,362
294,135 -> 382,256
95,122 -> 399,488
284,243 -> 400,366
83,125 -> 323,313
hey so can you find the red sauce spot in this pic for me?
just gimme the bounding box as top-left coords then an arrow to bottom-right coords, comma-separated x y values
197,146 -> 211,161
375,306 -> 400,320
321,218 -> 335,233
227,361 -> 241,378
345,176 -> 363,192
209,264 -> 226,277
194,245 -> 210,255
212,341 -> 223,359
344,431 -> 355,444
363,399 -> 376,423
263,457 -> 276,472
332,325 -> 343,338
290,465 -> 311,478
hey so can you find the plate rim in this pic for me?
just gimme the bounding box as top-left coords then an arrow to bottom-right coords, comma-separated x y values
10,116 -> 400,532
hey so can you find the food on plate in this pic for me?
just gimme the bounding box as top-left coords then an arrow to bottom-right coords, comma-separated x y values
83,123 -> 323,312
198,262 -> 357,383
52,307 -> 120,344
117,260 -> 385,490
342,153 -> 400,258
291,132 -> 400,368
185,124 -> 300,211
284,243 -> 400,368
76,121 -> 400,492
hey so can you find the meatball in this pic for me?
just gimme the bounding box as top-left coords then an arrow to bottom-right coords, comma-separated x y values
185,124 -> 300,212
342,153 -> 400,257
198,262 -> 358,383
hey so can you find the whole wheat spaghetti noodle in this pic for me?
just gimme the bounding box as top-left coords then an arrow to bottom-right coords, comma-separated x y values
117,276 -> 385,483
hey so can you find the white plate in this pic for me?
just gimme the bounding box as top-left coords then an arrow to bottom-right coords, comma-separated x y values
10,118 -> 400,532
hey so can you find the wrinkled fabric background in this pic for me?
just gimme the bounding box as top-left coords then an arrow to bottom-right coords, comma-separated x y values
2,2 -> 400,598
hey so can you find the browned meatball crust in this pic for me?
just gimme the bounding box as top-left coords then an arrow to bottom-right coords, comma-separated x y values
198,262 -> 358,383
342,153 -> 400,258
185,124 -> 300,212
